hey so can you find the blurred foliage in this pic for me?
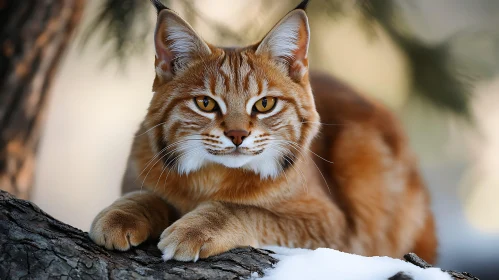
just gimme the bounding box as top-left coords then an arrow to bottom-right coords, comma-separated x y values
80,0 -> 153,65
448,22 -> 499,81
357,0 -> 472,118
82,0 -> 474,118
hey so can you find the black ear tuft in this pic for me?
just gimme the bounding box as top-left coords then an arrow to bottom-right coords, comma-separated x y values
294,0 -> 310,11
150,0 -> 169,14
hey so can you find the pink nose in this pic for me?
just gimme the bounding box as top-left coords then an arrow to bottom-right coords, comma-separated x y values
224,130 -> 249,146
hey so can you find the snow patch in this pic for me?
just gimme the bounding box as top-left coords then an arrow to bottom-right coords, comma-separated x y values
262,246 -> 451,280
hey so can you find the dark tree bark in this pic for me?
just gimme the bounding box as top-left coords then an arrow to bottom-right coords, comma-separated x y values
0,190 -> 278,279
0,0 -> 85,199
0,190 -> 480,280
403,253 -> 480,280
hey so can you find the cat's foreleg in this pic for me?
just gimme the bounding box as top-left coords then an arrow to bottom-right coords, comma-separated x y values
157,201 -> 259,261
157,199 -> 345,261
89,191 -> 177,251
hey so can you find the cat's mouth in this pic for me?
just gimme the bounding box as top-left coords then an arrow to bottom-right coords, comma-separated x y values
206,147 -> 263,157
207,149 -> 247,156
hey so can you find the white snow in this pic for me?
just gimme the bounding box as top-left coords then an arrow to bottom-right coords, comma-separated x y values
261,247 -> 452,280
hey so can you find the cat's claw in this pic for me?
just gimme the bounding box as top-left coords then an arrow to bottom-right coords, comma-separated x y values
157,213 -> 235,262
160,242 -> 200,262
89,209 -> 150,251
158,223 -> 207,262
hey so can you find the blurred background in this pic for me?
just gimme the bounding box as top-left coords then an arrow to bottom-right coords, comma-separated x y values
1,0 -> 498,279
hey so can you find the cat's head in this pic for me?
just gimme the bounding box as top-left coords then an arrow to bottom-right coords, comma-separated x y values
146,0 -> 319,179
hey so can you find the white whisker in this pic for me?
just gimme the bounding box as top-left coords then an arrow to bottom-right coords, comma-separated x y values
271,144 -> 308,194
269,154 -> 290,185
135,138 -> 204,182
139,139 -> 202,191
274,139 -> 334,164
272,140 -> 332,196
135,122 -> 168,138
300,121 -> 347,126
154,144 -> 201,192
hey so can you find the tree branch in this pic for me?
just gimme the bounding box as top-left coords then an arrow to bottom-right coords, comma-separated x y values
0,190 -> 479,279
404,253 -> 479,280
0,190 -> 277,279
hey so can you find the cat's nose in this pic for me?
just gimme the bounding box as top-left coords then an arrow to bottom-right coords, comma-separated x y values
224,130 -> 250,147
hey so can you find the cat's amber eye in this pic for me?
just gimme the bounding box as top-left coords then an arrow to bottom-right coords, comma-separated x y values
195,96 -> 218,112
253,97 -> 277,113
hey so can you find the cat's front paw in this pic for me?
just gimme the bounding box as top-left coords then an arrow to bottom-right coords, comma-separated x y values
157,220 -> 222,262
89,208 -> 151,251
158,214 -> 236,262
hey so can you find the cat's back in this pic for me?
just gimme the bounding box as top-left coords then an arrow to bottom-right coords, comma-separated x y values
309,71 -> 437,262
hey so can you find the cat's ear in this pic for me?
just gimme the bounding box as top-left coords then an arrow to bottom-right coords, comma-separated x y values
255,9 -> 310,82
154,9 -> 211,83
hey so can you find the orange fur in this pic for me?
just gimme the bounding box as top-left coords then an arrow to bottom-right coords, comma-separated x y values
90,4 -> 437,263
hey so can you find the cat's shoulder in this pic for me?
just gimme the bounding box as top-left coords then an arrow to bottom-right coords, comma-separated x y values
310,70 -> 407,156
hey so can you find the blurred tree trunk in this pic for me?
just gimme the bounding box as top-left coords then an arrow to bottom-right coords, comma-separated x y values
0,0 -> 85,199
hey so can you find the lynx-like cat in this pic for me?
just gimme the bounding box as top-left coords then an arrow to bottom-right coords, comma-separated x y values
90,0 -> 437,263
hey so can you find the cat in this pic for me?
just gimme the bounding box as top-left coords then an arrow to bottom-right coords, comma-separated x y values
89,0 -> 437,264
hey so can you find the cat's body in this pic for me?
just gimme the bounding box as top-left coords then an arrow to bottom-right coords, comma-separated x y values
90,1 -> 437,263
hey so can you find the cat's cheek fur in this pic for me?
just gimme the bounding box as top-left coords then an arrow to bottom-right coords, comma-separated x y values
241,148 -> 283,179
176,150 -> 207,175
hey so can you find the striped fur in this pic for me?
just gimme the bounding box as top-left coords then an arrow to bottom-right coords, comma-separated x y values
89,4 -> 437,264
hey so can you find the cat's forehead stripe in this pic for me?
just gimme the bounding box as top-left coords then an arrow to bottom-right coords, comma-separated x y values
214,74 -> 225,96
210,50 -> 265,97
239,54 -> 251,80
219,53 -> 231,78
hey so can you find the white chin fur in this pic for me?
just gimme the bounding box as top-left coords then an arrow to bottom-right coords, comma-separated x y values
176,153 -> 206,175
178,148 -> 282,180
209,150 -> 282,180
